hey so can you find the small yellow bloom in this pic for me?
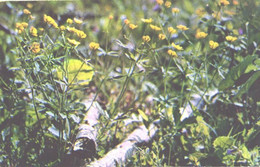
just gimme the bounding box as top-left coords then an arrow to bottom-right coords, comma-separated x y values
219,0 -> 230,6
172,7 -> 180,13
141,18 -> 153,23
142,35 -> 151,42
209,40 -> 219,49
109,15 -> 114,20
129,23 -> 138,30
16,22 -> 28,33
168,27 -> 177,34
172,43 -> 183,51
21,22 -> 28,28
39,28 -> 44,32
233,0 -> 239,5
165,1 -> 172,8
23,9 -> 31,15
74,18 -> 83,24
156,0 -> 164,5
60,25 -> 66,31
27,3 -> 33,9
158,33 -> 166,40
67,27 -> 86,38
226,36 -> 237,42
44,14 -> 58,28
196,31 -> 208,39
124,19 -> 130,25
89,42 -> 100,50
168,50 -> 177,57
177,25 -> 189,31
30,26 -> 38,37
150,24 -> 161,31
67,18 -> 73,24
67,38 -> 80,46
30,42 -> 40,53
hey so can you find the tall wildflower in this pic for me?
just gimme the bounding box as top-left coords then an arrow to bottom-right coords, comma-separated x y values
89,42 -> 100,50
30,42 -> 40,53
142,35 -> 151,43
30,26 -> 38,37
44,14 -> 58,28
150,24 -> 161,31
177,25 -> 189,31
209,40 -> 219,49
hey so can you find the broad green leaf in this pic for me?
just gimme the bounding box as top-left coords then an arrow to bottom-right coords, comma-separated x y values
241,145 -> 251,160
219,55 -> 257,90
213,136 -> 234,150
57,58 -> 94,86
235,71 -> 260,99
137,109 -> 148,121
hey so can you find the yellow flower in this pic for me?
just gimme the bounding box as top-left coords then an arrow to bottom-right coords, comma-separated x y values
67,18 -> 73,24
30,26 -> 38,37
27,3 -> 33,9
219,0 -> 230,6
226,36 -> 237,42
44,14 -> 58,28
209,40 -> 219,49
141,18 -> 153,23
89,42 -> 100,50
172,7 -> 180,13
172,43 -> 183,51
124,19 -> 130,25
74,18 -> 83,24
39,28 -> 44,32
67,27 -> 87,38
168,50 -> 177,57
23,9 -> 31,15
21,22 -> 28,28
156,0 -> 164,5
150,24 -> 161,31
142,35 -> 151,42
168,27 -> 177,34
16,22 -> 28,33
60,25 -> 66,31
109,15 -> 114,20
165,1 -> 171,8
67,38 -> 80,46
177,25 -> 189,31
196,31 -> 208,39
30,42 -> 40,53
233,0 -> 239,5
129,23 -> 138,29
158,33 -> 166,40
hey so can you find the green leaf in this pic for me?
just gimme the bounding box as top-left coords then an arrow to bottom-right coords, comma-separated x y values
137,109 -> 148,121
57,58 -> 94,86
213,136 -> 234,150
241,145 -> 251,160
219,55 -> 257,90
235,71 -> 260,99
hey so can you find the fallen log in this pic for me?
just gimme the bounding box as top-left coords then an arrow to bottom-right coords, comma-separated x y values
87,123 -> 157,167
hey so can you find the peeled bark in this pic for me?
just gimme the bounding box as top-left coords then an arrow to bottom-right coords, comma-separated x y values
88,124 -> 157,167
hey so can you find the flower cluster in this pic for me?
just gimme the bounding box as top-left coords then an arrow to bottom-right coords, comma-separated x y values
196,31 -> 208,39
89,42 -> 100,50
30,26 -> 38,37
209,40 -> 219,49
30,42 -> 40,53
177,25 -> 189,31
172,43 -> 183,51
226,36 -> 237,42
16,22 -> 28,34
150,24 -> 161,31
67,27 -> 87,38
168,27 -> 177,34
142,35 -> 151,43
219,0 -> 230,6
44,14 -> 58,28
168,50 -> 177,57
67,38 -> 80,46
141,18 -> 153,24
